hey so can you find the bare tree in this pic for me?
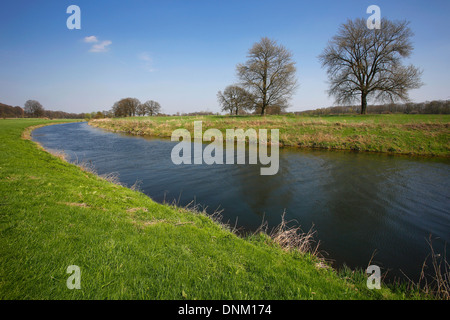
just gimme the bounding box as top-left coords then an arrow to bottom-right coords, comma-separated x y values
136,103 -> 147,116
319,18 -> 423,114
112,98 -> 141,117
217,85 -> 254,115
142,100 -> 161,116
237,37 -> 298,115
111,101 -> 123,117
24,100 -> 45,118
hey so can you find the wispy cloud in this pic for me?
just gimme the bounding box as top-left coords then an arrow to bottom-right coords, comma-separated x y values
83,35 -> 112,53
90,40 -> 112,53
83,35 -> 98,43
138,52 -> 154,72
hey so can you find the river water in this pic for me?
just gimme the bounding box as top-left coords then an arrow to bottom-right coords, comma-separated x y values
32,122 -> 450,281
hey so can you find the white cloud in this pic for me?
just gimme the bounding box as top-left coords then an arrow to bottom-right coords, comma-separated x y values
89,40 -> 112,53
82,36 -> 111,52
83,35 -> 98,43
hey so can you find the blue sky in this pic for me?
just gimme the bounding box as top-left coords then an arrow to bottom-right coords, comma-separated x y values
1,0 -> 449,114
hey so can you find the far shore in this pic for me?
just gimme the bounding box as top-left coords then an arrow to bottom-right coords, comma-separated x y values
89,114 -> 450,157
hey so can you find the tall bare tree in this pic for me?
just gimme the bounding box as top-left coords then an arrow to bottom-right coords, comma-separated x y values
142,100 -> 161,116
237,37 -> 298,115
24,100 -> 44,118
319,18 -> 423,114
217,85 -> 254,115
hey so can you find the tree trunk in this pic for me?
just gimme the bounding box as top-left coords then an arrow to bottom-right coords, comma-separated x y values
261,61 -> 267,116
261,94 -> 266,115
361,92 -> 367,114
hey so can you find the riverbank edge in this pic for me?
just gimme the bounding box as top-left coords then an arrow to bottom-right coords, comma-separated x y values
1,119 -> 424,299
88,117 -> 450,158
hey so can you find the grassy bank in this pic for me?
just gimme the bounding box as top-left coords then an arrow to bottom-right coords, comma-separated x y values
90,114 -> 450,157
1,119 -> 424,300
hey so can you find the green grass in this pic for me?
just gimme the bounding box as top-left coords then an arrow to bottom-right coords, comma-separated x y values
0,119 -> 425,299
90,114 -> 450,157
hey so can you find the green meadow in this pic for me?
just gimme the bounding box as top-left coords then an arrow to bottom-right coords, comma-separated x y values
0,118 -> 427,299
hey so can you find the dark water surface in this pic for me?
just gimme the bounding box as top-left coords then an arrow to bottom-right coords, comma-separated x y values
32,122 -> 450,281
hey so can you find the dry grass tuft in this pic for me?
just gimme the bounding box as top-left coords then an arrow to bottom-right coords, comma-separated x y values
47,149 -> 67,161
130,180 -> 143,192
254,212 -> 323,262
98,172 -> 123,186
417,236 -> 450,300
269,213 -> 320,256
401,235 -> 450,300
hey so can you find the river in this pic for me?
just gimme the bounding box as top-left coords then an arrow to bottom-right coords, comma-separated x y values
32,121 -> 450,281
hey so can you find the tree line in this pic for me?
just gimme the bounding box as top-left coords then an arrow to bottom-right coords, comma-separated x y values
0,98 -> 163,120
298,100 -> 450,116
0,103 -> 24,118
0,100 -> 88,119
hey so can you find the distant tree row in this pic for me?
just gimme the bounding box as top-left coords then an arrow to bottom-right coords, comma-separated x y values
24,100 -> 96,119
111,98 -> 161,117
44,110 -> 92,119
0,100 -> 90,119
1,98 -> 163,119
0,103 -> 24,118
297,100 -> 450,115
177,111 -> 218,116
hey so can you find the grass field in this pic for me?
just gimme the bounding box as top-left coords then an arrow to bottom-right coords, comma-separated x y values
90,114 -> 450,157
0,118 -> 427,299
